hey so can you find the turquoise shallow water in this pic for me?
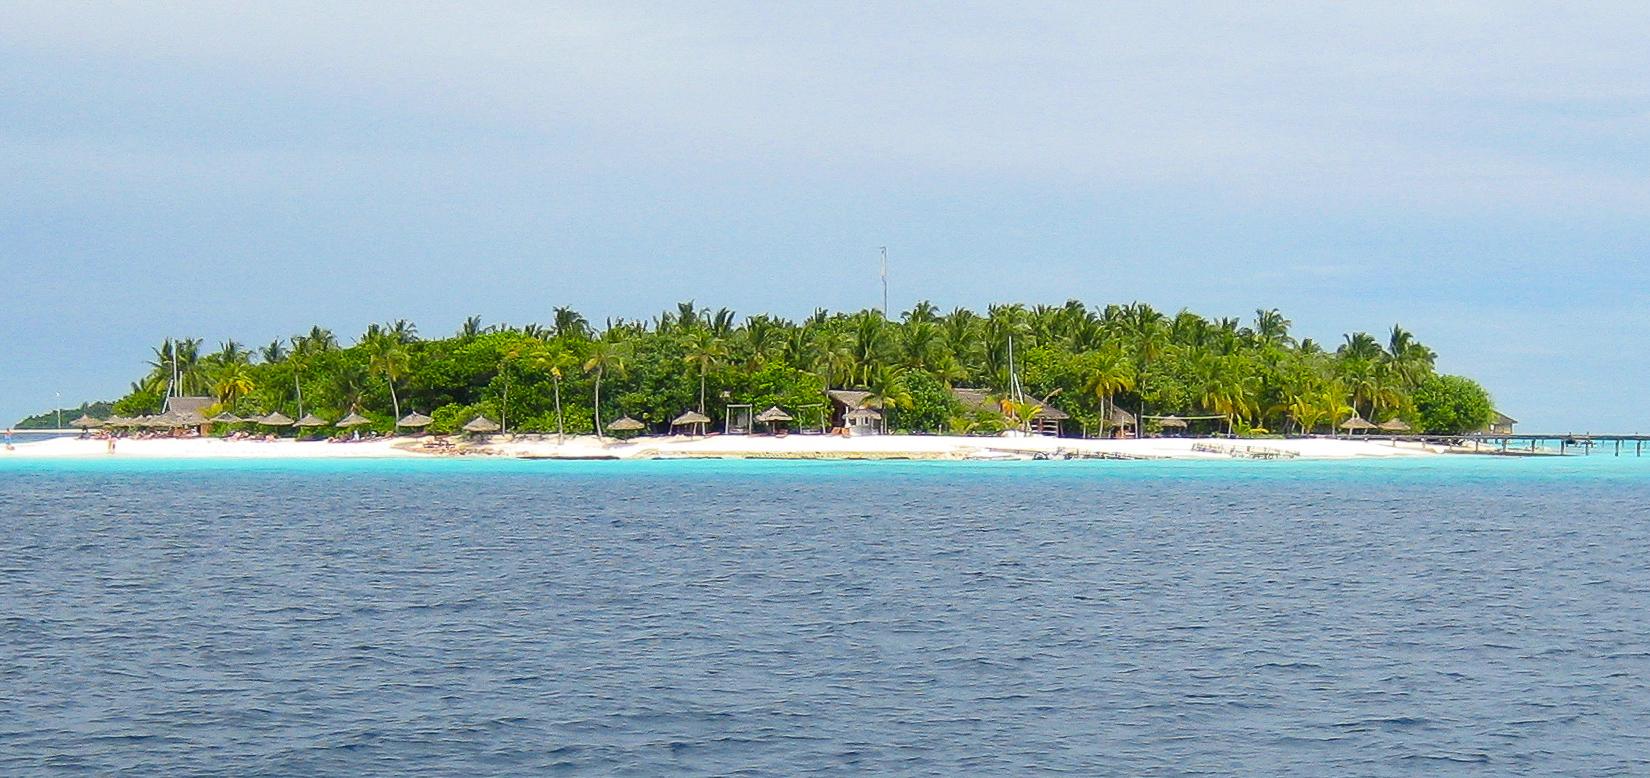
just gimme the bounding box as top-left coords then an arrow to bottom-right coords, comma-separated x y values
4,456 -> 1649,774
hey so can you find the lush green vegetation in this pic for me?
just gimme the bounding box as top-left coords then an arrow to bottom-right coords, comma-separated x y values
14,401 -> 114,429
103,301 -> 1496,436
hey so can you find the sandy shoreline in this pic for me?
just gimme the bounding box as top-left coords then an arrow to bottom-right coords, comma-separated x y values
2,433 -> 1451,461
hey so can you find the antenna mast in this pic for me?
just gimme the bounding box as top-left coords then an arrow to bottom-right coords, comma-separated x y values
879,246 -> 888,317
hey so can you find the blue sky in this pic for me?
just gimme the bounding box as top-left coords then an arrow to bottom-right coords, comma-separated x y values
4,3 -> 1647,431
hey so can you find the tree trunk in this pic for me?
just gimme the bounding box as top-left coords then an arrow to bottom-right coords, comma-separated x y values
699,369 -> 707,414
594,371 -> 604,438
502,374 -> 509,434
388,380 -> 400,422
553,376 -> 564,443
294,371 -> 304,418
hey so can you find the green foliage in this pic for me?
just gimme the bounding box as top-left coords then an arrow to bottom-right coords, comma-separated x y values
14,401 -> 115,429
1413,374 -> 1494,435
98,303 -> 1484,438
901,370 -> 959,433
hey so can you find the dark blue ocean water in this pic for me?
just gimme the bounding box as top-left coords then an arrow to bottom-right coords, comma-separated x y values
3,457 -> 1649,775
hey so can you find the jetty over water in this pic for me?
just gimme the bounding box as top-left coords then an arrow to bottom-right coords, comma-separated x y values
1405,433 -> 1650,457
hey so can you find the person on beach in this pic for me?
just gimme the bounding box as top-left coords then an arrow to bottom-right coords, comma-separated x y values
3,428 -> 12,451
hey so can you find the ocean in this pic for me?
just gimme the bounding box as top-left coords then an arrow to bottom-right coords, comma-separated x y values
3,456 -> 1648,775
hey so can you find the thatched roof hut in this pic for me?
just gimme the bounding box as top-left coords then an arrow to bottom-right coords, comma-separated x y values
949,388 -> 1072,423
755,406 -> 792,423
606,416 -> 646,434
294,414 -> 330,428
258,411 -> 295,427
335,412 -> 372,428
396,412 -> 433,428
671,410 -> 711,425
462,415 -> 501,434
163,396 -> 215,416
826,389 -> 875,410
845,407 -> 882,424
1483,411 -> 1518,435
1340,415 -> 1376,431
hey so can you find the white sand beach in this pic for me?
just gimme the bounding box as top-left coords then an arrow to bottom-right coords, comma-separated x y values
3,433 -> 1449,461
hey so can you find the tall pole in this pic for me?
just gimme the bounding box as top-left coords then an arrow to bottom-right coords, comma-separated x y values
879,246 -> 888,317
55,392 -> 62,430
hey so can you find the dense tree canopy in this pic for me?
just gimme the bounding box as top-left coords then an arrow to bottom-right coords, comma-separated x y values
1412,374 -> 1496,435
99,301 -> 1492,436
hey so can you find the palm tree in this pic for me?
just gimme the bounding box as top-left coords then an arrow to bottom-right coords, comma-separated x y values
527,346 -> 570,441
211,362 -> 256,409
1121,303 -> 1168,426
849,311 -> 891,385
364,333 -> 410,421
863,365 -> 912,433
305,326 -> 338,352
208,340 -> 250,367
903,299 -> 940,324
497,342 -> 528,434
458,315 -> 485,339
999,396 -> 1044,433
1385,324 -> 1436,389
682,329 -> 728,414
260,339 -> 288,364
739,315 -> 784,369
390,319 -> 419,344
583,338 -> 629,437
1084,345 -> 1135,434
1193,353 -> 1256,434
553,307 -> 590,340
1251,308 -> 1295,348
899,320 -> 943,371
287,335 -> 318,417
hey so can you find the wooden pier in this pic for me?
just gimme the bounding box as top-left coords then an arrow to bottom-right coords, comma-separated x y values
1396,433 -> 1650,457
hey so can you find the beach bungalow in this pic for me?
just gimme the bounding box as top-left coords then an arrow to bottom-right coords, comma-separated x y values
826,390 -> 877,432
1483,411 -> 1517,435
950,388 -> 1071,437
844,407 -> 882,436
163,396 -> 215,416
1106,407 -> 1137,438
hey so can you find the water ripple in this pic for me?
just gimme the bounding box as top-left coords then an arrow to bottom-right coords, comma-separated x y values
2,460 -> 1649,775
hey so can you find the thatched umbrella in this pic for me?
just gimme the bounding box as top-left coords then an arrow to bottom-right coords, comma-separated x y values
755,406 -> 792,433
755,406 -> 792,423
671,410 -> 712,435
294,414 -> 330,428
209,411 -> 244,424
1378,419 -> 1412,433
174,410 -> 208,428
104,414 -> 131,427
1340,415 -> 1376,434
70,414 -> 103,429
606,416 -> 646,437
462,415 -> 501,434
1156,415 -> 1188,429
335,412 -> 372,428
258,411 -> 295,427
396,412 -> 433,429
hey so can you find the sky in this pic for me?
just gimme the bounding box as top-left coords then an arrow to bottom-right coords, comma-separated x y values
3,2 -> 1647,431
